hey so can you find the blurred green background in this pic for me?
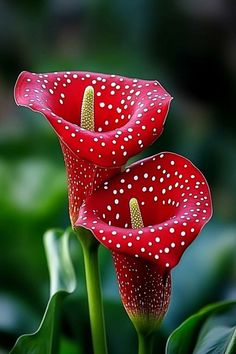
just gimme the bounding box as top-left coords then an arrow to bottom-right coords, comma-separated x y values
0,1 -> 236,353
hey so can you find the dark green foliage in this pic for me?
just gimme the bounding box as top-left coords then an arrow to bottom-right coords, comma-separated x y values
0,0 -> 236,352
166,301 -> 236,354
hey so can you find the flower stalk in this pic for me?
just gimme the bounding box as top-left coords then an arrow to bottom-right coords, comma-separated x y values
76,227 -> 108,354
75,86 -> 107,354
14,70 -> 213,354
137,332 -> 155,354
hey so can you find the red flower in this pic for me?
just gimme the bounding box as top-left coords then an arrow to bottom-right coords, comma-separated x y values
76,152 -> 212,329
14,71 -> 172,224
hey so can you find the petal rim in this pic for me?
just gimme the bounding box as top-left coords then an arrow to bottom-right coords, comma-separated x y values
76,151 -> 213,271
14,70 -> 173,168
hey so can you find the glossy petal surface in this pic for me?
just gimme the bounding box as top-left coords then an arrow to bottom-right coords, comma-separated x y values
113,252 -> 171,328
15,71 -> 172,223
77,152 -> 212,271
15,71 -> 172,167
61,143 -> 120,224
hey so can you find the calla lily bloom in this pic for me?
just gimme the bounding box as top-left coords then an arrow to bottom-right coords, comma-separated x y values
14,71 -> 172,224
76,152 -> 212,330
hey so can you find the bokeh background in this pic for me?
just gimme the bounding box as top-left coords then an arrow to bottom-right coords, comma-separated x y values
0,1 -> 236,353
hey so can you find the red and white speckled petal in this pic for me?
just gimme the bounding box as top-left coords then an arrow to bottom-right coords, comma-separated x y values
14,71 -> 172,167
61,143 -> 120,224
76,152 -> 212,272
113,252 -> 171,326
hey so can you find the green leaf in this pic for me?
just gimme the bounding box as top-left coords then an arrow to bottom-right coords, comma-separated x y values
10,229 -> 76,354
166,301 -> 236,354
60,336 -> 81,354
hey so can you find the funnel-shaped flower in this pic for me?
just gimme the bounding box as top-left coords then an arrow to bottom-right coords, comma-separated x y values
14,71 -> 172,224
76,152 -> 212,330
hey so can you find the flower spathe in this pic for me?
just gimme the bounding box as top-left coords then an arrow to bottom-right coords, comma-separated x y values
113,252 -> 171,332
14,71 -> 172,167
77,152 -> 212,269
14,71 -> 172,224
76,152 -> 212,327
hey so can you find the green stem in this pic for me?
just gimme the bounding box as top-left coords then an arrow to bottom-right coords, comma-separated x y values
225,328 -> 236,354
75,228 -> 108,354
137,332 -> 155,354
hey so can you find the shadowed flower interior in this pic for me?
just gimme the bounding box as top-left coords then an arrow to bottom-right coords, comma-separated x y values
14,71 -> 172,167
77,152 -> 212,271
14,71 -> 172,224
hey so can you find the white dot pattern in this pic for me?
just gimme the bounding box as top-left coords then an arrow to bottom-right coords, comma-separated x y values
61,142 -> 120,224
76,152 -> 212,270
113,252 -> 171,321
15,70 -> 172,167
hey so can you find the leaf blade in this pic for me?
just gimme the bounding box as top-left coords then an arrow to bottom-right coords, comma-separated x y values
10,229 -> 76,354
166,301 -> 236,354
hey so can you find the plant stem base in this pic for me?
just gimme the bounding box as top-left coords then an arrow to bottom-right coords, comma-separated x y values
75,227 -> 108,354
138,332 -> 155,354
